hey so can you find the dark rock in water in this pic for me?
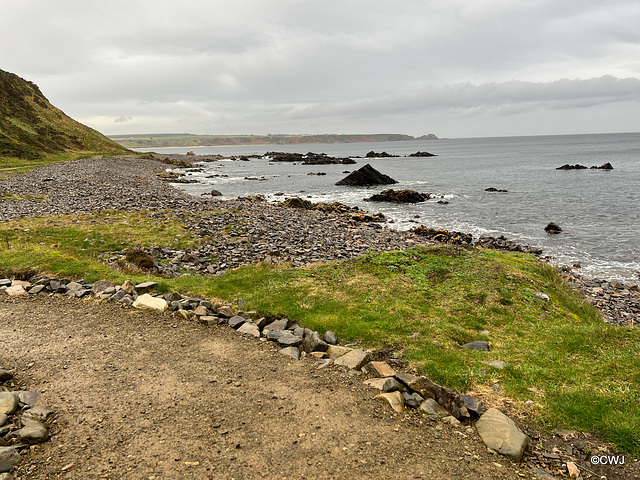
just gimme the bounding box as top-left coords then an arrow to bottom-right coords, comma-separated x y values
556,164 -> 588,170
544,222 -> 563,234
558,162 -> 613,170
209,190 -> 223,196
335,164 -> 398,186
408,151 -> 436,157
364,189 -> 431,204
266,151 -> 355,165
410,226 -> 473,245
484,187 -> 508,193
365,151 -> 399,158
591,162 -> 613,170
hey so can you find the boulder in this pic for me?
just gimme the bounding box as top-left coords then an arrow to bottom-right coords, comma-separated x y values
544,222 -> 562,234
0,446 -> 21,473
335,164 -> 397,186
475,408 -> 529,461
484,187 -> 508,192
365,151 -> 399,158
5,285 -> 27,297
333,349 -> 372,370
364,377 -> 405,392
302,331 -> 328,353
408,151 -> 436,157
279,346 -> 301,360
326,345 -> 352,358
375,391 -> 405,413
132,294 -> 168,312
556,164 -> 588,170
363,361 -> 395,378
16,421 -> 48,444
0,393 -> 19,415
92,279 -> 115,294
364,189 -> 431,203
236,322 -> 260,338
592,162 -> 613,170
324,331 -> 338,345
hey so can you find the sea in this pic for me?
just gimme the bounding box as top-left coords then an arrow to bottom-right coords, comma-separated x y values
135,132 -> 640,282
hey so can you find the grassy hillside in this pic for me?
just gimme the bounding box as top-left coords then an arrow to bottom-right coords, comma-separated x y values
0,69 -> 129,167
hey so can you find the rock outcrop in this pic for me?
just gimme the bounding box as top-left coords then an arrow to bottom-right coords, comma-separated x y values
364,189 -> 431,203
335,164 -> 398,186
544,222 -> 563,234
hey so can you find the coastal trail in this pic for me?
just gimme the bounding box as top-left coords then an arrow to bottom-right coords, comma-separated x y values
1,294 -> 526,479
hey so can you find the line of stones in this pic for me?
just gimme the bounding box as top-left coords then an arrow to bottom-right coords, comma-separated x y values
1,275 -> 531,473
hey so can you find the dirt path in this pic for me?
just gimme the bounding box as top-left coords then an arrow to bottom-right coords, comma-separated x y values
0,294 -> 534,479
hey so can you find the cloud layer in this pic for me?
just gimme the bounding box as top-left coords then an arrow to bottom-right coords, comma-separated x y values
2,0 -> 640,137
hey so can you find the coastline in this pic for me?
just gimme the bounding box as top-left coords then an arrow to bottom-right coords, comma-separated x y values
0,154 -> 638,327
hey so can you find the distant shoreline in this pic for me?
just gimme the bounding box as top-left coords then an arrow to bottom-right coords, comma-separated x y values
110,133 -> 439,149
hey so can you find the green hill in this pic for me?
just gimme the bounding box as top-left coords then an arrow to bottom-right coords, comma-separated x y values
0,69 -> 129,164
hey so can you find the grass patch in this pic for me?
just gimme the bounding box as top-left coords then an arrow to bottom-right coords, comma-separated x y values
1,213 -> 639,454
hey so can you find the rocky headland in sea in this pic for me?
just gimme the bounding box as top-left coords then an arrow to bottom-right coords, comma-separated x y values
0,155 -> 637,327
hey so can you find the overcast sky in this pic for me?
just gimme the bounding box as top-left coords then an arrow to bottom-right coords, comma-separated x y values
2,0 -> 640,138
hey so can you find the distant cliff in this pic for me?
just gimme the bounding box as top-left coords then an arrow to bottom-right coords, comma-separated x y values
110,133 -> 439,149
0,69 -> 129,161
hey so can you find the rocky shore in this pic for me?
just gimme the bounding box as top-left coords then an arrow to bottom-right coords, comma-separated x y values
0,155 -> 638,327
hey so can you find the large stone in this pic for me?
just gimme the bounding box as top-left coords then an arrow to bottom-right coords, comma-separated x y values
461,394 -> 486,417
278,333 -> 303,347
279,346 -> 301,360
0,415 -> 6,427
0,447 -> 20,473
326,345 -> 352,358
228,316 -> 247,329
302,331 -> 328,353
0,393 -> 19,415
375,391 -> 405,413
324,331 -> 338,345
216,305 -> 236,318
419,398 -> 449,417
363,361 -> 395,378
132,294 -> 168,312
364,377 -> 405,392
263,318 -> 290,331
0,472 -> 15,480
0,370 -> 13,382
236,322 -> 260,338
92,279 -> 115,294
134,281 -> 158,292
16,421 -> 48,444
21,406 -> 54,423
333,349 -> 371,370
335,163 -> 397,186
121,280 -> 136,295
5,285 -> 27,297
475,408 -> 529,462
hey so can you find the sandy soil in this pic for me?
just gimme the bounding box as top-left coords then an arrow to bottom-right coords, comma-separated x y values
0,294 -> 536,480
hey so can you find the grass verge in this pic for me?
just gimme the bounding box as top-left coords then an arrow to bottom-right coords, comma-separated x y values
1,210 -> 639,455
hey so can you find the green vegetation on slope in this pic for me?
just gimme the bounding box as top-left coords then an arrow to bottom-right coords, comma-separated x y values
1,210 -> 639,455
0,69 -> 130,168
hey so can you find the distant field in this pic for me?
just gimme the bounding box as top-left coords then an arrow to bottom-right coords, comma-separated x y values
110,133 -> 438,148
